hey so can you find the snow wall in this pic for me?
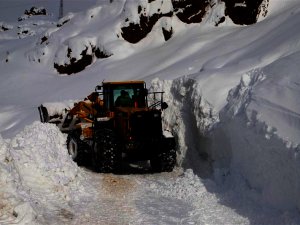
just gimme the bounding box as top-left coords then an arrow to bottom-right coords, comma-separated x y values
154,50 -> 300,211
210,53 -> 300,211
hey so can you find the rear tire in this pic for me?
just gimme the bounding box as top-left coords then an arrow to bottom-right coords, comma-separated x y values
93,129 -> 121,173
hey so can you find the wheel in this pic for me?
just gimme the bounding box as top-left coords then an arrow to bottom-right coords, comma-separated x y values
67,136 -> 78,160
93,129 -> 121,173
66,132 -> 86,165
151,149 -> 176,172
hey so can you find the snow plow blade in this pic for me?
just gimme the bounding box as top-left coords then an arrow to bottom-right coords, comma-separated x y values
38,105 -> 49,123
38,104 -> 75,133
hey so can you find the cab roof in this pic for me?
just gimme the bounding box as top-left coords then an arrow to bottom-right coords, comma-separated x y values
103,81 -> 145,85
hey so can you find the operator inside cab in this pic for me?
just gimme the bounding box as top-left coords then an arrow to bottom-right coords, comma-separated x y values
115,90 -> 133,107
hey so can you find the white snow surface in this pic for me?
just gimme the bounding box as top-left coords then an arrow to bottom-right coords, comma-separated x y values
1,0 -> 300,224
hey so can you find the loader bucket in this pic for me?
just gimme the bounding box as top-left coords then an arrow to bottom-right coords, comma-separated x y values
38,105 -> 49,123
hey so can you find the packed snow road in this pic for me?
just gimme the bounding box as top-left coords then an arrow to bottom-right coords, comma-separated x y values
1,122 -> 299,225
68,168 -> 250,225
59,169 -> 300,225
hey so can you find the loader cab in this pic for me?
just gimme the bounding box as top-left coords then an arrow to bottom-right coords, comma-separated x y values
101,81 -> 147,110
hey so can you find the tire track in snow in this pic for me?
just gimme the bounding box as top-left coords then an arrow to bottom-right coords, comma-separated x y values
69,170 -> 140,225
70,168 -> 250,225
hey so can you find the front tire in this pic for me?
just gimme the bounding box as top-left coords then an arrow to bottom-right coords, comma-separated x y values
151,149 -> 176,172
66,132 -> 86,165
93,129 -> 121,173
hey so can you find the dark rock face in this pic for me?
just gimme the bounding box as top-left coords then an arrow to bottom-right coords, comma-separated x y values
54,0 -> 269,75
172,0 -> 210,24
54,48 -> 93,75
121,0 -> 269,43
57,19 -> 70,28
24,7 -> 47,16
40,36 -> 48,44
18,6 -> 47,21
0,23 -> 12,32
121,0 -> 211,43
121,11 -> 173,44
94,47 -> 112,59
54,46 -> 112,75
162,27 -> 173,41
223,0 -> 269,25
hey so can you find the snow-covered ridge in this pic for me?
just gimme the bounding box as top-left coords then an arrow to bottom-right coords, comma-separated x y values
0,0 -> 288,76
20,0 -> 269,75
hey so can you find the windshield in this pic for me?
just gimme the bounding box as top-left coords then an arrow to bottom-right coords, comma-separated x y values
110,84 -> 146,108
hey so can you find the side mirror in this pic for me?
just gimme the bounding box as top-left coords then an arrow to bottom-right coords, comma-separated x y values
141,88 -> 148,96
95,85 -> 102,92
161,102 -> 168,110
87,92 -> 99,102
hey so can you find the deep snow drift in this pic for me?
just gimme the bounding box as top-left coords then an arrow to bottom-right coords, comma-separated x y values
1,0 -> 300,223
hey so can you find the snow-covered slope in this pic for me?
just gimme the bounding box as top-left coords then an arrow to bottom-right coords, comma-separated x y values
1,0 -> 300,223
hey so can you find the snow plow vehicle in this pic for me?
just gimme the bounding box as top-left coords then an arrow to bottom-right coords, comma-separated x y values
38,81 -> 176,173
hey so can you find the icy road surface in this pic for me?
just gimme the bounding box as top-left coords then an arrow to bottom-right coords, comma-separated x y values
19,168 -> 297,225
62,169 -> 300,225
1,122 -> 298,225
69,168 -> 250,225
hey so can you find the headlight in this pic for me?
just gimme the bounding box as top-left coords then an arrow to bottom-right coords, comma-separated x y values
97,117 -> 110,121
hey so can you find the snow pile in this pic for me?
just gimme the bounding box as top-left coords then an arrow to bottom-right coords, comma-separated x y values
0,134 -> 39,224
0,122 -> 90,223
10,122 -> 80,189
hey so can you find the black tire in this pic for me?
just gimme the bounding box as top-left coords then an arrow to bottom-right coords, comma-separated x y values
66,132 -> 86,165
93,129 -> 121,173
151,149 -> 176,172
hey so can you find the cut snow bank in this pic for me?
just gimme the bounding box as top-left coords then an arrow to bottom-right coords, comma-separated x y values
150,78 -> 217,177
150,31 -> 300,211
0,122 -> 89,224
210,52 -> 300,211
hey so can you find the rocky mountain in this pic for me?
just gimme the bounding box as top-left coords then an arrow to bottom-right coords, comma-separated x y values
20,0 -> 269,75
